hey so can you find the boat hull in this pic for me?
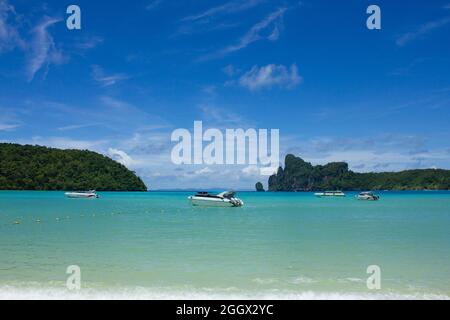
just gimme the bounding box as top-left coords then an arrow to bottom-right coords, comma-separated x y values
65,193 -> 98,199
357,196 -> 379,201
188,196 -> 243,207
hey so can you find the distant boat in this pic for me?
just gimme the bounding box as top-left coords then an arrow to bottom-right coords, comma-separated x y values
188,191 -> 244,207
65,190 -> 99,199
356,191 -> 379,201
314,191 -> 346,197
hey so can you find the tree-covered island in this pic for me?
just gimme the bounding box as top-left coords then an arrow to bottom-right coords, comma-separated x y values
0,143 -> 147,191
266,154 -> 450,191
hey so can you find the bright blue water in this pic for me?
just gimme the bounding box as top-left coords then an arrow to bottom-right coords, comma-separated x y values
0,191 -> 449,299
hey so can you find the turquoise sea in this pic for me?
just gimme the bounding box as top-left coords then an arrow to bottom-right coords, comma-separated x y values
0,191 -> 449,300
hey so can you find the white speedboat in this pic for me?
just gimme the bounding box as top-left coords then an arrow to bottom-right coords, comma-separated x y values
65,190 -> 99,199
188,191 -> 244,207
356,191 -> 379,201
314,191 -> 346,197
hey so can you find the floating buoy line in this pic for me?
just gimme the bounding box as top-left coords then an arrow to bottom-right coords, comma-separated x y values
0,211 -> 131,228
0,209 -> 179,229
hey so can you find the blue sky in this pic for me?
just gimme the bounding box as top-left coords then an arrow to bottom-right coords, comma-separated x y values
1,0 -> 450,189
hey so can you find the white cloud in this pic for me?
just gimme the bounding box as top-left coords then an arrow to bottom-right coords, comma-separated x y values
2,1 -> 99,80
238,63 -> 302,91
100,95 -> 131,109
108,148 -> 138,167
0,105 -> 21,131
282,134 -> 450,173
7,125 -> 450,190
24,136 -> 107,151
182,0 -> 264,22
146,0 -> 163,11
118,131 -> 171,155
396,16 -> 450,46
241,165 -> 260,175
200,7 -> 287,60
26,16 -> 65,81
194,167 -> 214,175
223,64 -> 240,77
303,150 -> 448,173
0,0 -> 24,53
74,36 -> 103,50
197,103 -> 250,128
176,1 -> 265,37
224,7 -> 285,51
91,65 -> 129,87
57,123 -> 100,131
0,123 -> 19,131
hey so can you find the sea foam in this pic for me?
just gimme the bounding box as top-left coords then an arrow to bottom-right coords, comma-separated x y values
0,286 -> 449,300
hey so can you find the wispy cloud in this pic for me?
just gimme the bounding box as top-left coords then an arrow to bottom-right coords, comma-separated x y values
74,36 -> 103,50
181,0 -> 264,22
175,1 -> 260,36
197,104 -> 247,127
24,136 -> 108,151
223,7 -> 286,51
200,7 -> 286,60
0,0 -> 24,53
0,123 -> 19,131
26,16 -> 65,81
91,65 -> 129,87
146,0 -> 163,11
223,64 -> 241,77
238,63 -> 302,91
0,104 -> 22,131
100,96 -> 133,110
176,20 -> 241,36
99,95 -> 171,131
194,167 -> 214,175
283,134 -> 450,172
396,16 -> 450,46
57,123 -> 101,131
2,0 -> 100,80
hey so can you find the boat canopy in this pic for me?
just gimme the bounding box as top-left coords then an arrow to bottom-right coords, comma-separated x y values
195,191 -> 211,196
217,191 -> 236,199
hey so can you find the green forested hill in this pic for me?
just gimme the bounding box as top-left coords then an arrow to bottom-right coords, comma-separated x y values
0,143 -> 147,191
268,154 -> 450,191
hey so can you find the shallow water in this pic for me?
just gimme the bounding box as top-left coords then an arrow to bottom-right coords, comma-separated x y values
0,191 -> 449,299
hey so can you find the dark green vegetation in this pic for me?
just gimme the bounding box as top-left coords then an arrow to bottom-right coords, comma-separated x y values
268,154 -> 450,191
0,143 -> 147,191
255,182 -> 265,192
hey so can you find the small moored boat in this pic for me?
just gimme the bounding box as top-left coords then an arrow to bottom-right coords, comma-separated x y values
65,190 -> 99,199
314,191 -> 346,197
356,191 -> 379,201
188,191 -> 244,207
